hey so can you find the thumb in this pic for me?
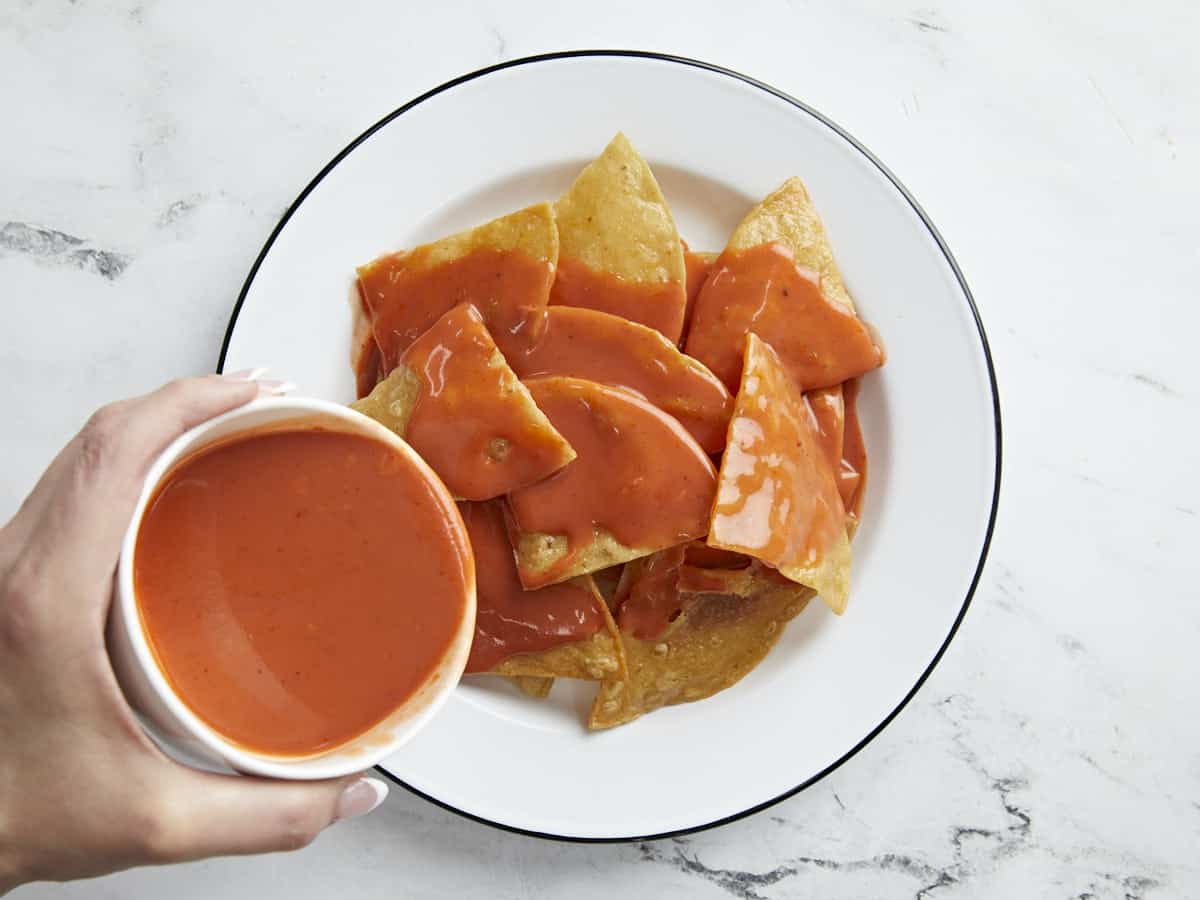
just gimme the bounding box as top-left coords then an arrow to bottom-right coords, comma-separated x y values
149,769 -> 388,862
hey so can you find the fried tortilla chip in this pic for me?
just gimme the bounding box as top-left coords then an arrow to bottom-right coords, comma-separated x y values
357,202 -> 558,368
507,676 -> 554,698
840,377 -> 868,535
589,546 -> 813,729
591,564 -> 625,609
708,334 -> 852,613
508,377 -> 717,588
551,133 -> 687,343
491,629 -> 623,682
352,304 -> 575,500
508,306 -> 733,452
684,179 -> 884,391
462,500 -> 624,682
725,176 -> 855,312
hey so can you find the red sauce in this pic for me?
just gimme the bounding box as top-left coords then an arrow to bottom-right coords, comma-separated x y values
807,384 -> 846,479
358,246 -> 553,377
709,334 -> 846,570
614,544 -> 687,640
683,544 -> 750,569
684,242 -> 884,392
840,377 -> 868,527
508,377 -> 718,588
614,542 -> 770,640
507,306 -> 733,453
805,380 -> 868,529
461,500 -> 604,672
549,254 -> 687,345
134,428 -> 471,757
352,283 -> 385,399
398,303 -> 574,500
682,247 -> 715,342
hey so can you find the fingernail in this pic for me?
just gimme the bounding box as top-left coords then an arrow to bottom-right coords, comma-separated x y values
224,367 -> 270,381
254,379 -> 296,396
335,777 -> 388,821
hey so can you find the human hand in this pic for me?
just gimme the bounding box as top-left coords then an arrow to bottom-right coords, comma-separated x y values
0,374 -> 388,894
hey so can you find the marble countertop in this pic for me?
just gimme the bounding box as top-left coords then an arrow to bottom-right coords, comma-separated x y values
3,1 -> 1197,897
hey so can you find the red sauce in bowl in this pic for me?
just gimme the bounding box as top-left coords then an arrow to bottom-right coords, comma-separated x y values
134,426 -> 471,758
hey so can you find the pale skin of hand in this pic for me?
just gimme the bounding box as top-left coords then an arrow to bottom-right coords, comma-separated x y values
0,374 -> 388,894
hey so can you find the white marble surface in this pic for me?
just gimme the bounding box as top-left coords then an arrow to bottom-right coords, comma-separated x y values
2,0 -> 1197,897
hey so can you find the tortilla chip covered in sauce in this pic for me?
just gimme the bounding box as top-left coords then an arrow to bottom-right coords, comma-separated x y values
345,140 -> 886,729
709,333 -> 852,613
589,545 -> 813,729
357,201 -> 558,378
462,500 -> 623,682
508,377 -> 718,589
807,381 -> 868,535
352,304 -> 575,501
684,179 -> 884,391
551,134 -> 687,343
507,306 -> 733,453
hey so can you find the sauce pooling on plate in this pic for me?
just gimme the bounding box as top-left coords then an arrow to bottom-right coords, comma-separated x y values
685,242 -> 884,392
134,427 -> 471,758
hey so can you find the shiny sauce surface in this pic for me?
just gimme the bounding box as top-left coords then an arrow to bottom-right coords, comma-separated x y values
685,242 -> 884,392
358,246 -> 553,376
507,306 -> 733,453
682,247 -> 716,340
399,303 -> 573,500
507,377 -> 717,587
549,254 -> 686,345
614,544 -> 688,640
135,428 -> 470,757
709,335 -> 846,570
840,377 -> 867,526
461,500 -> 604,672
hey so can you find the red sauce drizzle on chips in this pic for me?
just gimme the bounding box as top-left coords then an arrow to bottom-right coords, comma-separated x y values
507,306 -> 732,453
549,254 -> 686,344
508,377 -> 717,588
358,247 -> 553,378
685,242 -> 884,392
461,500 -> 604,673
709,335 -> 846,570
398,304 -> 572,500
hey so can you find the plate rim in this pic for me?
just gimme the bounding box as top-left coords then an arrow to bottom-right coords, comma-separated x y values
216,49 -> 1003,844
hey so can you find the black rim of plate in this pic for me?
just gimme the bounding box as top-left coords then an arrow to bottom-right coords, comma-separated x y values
217,49 -> 1003,844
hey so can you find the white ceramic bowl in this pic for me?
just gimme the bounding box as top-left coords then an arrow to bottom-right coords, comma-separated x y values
219,53 -> 999,838
107,396 -> 476,780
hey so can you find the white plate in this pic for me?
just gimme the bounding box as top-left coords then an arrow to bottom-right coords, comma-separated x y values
220,51 -> 1000,841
